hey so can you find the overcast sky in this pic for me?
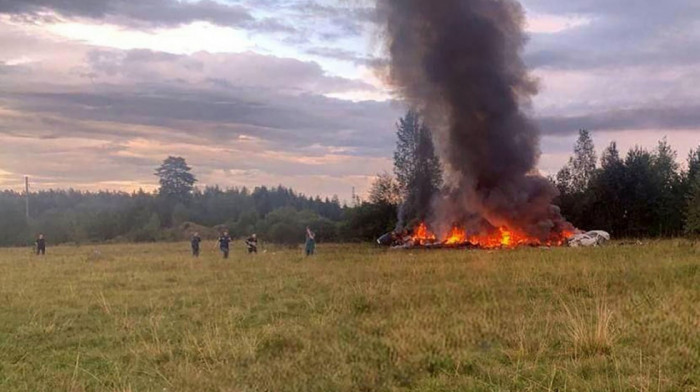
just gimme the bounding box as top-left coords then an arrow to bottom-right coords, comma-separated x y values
1,0 -> 699,201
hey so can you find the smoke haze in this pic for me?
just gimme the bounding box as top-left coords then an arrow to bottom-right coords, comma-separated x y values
376,0 -> 573,239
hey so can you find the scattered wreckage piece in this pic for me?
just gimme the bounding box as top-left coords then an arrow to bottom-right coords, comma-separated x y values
379,228 -> 611,250
567,231 -> 611,247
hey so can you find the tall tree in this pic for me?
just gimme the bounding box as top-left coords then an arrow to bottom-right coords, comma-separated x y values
652,138 -> 683,235
394,110 -> 420,191
622,147 -> 657,236
572,129 -> 597,193
393,110 -> 442,224
555,164 -> 574,196
686,146 -> 700,184
684,173 -> 700,236
555,130 -> 597,228
155,156 -> 197,202
588,142 -> 626,234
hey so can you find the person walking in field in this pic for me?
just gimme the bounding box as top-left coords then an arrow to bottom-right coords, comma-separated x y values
245,234 -> 258,254
218,231 -> 232,259
35,233 -> 46,256
304,227 -> 316,256
191,232 -> 202,257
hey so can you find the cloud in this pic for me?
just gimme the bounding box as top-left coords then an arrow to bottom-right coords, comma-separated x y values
0,34 -> 401,198
522,0 -> 700,70
538,105 -> 700,135
304,46 -> 377,65
0,45 -> 398,156
2,0 -> 700,198
0,0 -> 253,28
3,88 -> 399,154
84,49 -> 376,94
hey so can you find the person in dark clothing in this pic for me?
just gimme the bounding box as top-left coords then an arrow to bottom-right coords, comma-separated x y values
305,227 -> 316,256
191,232 -> 201,257
245,234 -> 258,254
218,231 -> 232,259
35,233 -> 46,255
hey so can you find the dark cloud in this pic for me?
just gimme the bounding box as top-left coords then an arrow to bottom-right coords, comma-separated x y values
0,0 -> 300,33
0,47 -> 399,158
522,0 -> 700,70
0,40 -> 398,194
538,106 -> 700,135
82,49 -> 375,94
3,0 -> 700,194
2,87 -> 399,156
241,1 -> 377,43
0,0 -> 250,26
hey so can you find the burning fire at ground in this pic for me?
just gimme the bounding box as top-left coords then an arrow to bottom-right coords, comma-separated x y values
405,223 -> 573,249
375,0 -> 579,251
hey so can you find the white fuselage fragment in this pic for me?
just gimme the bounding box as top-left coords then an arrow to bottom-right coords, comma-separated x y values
568,230 -> 611,247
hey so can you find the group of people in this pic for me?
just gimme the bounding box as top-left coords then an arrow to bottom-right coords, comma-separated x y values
30,227 -> 318,258
188,231 -> 243,258
189,226 -> 316,258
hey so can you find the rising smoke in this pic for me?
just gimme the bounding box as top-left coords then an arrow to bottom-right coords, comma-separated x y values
376,0 -> 573,240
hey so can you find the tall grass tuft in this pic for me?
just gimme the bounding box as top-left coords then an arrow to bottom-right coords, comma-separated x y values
563,300 -> 615,357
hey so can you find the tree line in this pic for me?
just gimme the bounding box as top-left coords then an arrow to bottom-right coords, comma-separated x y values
554,130 -> 700,237
0,184 -> 349,246
1,113 -> 698,247
346,123 -> 700,239
0,110 -> 443,247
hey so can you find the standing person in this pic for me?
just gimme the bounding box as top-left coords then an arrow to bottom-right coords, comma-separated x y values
35,233 -> 46,256
217,231 -> 232,259
245,234 -> 258,254
305,227 -> 316,256
191,232 -> 201,257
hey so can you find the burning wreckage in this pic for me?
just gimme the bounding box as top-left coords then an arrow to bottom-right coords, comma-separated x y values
378,224 -> 609,249
371,0 -> 613,250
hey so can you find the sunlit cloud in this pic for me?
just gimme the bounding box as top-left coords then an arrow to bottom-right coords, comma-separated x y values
526,13 -> 592,34
46,19 -> 254,54
1,0 -> 699,200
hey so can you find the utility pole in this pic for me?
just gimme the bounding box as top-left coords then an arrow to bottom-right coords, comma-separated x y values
24,176 -> 30,220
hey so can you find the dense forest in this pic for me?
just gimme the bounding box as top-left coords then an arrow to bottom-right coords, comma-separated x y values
0,184 -> 389,246
554,130 -> 700,238
1,112 -> 699,247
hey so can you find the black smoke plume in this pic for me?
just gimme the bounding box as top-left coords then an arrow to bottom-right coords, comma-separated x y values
376,0 -> 573,239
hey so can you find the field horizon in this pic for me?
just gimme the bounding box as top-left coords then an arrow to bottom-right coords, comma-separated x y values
0,241 -> 698,391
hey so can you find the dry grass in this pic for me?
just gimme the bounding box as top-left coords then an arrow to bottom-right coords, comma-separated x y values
0,240 -> 698,391
562,300 -> 615,358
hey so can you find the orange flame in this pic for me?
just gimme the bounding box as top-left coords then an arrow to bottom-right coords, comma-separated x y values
445,226 -> 467,245
410,223 -> 573,249
412,222 -> 437,245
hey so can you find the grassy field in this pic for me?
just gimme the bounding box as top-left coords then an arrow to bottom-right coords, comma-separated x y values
0,241 -> 698,391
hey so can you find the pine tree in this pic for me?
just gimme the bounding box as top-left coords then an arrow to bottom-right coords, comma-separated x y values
686,146 -> 700,185
623,147 -> 657,236
393,110 -> 442,224
394,110 -> 421,192
556,129 -> 596,195
571,129 -> 597,193
155,156 -> 197,202
684,173 -> 700,236
589,142 -> 626,234
652,138 -> 683,235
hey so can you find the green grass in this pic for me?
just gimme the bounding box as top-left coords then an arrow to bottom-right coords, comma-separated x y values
0,241 -> 698,391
